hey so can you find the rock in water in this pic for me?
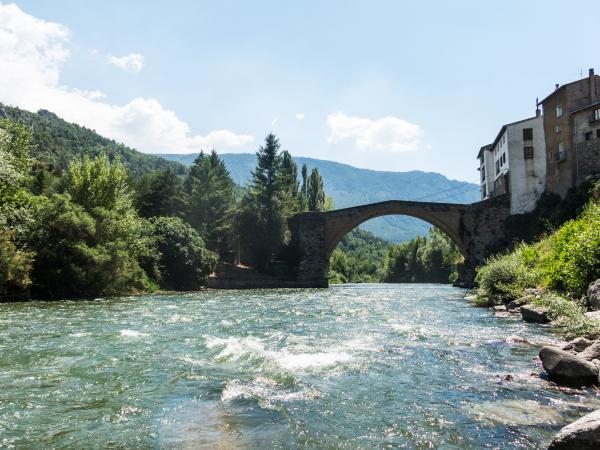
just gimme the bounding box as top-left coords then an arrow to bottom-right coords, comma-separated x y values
506,296 -> 530,310
578,341 -> 600,361
562,337 -> 593,353
539,346 -> 599,387
589,280 -> 600,311
520,305 -> 550,323
548,409 -> 600,450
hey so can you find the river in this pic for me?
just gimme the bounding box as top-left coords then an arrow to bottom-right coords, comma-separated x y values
1,284 -> 599,449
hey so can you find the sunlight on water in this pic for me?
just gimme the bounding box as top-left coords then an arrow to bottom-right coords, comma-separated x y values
1,284 -> 599,449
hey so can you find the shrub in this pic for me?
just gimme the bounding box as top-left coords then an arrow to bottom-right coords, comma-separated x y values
531,293 -> 600,339
543,202 -> 600,295
0,229 -> 34,300
476,244 -> 542,301
149,216 -> 217,290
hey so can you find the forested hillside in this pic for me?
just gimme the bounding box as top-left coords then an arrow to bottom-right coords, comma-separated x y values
0,104 -> 185,176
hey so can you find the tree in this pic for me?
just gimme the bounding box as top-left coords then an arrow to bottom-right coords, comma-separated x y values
300,164 -> 308,211
184,150 -> 236,252
307,168 -> 325,212
66,154 -> 131,212
29,194 -> 151,298
279,150 -> 300,215
0,119 -> 34,204
135,167 -> 183,218
238,134 -> 287,272
149,216 -> 217,290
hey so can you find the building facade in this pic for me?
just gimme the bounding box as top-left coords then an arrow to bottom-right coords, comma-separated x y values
540,69 -> 600,197
478,115 -> 546,214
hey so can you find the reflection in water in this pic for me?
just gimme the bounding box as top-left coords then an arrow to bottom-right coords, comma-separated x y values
0,284 -> 597,449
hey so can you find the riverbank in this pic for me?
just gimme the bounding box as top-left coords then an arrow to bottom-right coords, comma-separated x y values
467,282 -> 600,448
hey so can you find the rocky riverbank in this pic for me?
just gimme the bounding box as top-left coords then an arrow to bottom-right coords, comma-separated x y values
468,279 -> 600,449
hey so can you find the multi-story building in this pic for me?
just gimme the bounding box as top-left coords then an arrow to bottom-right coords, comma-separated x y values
540,68 -> 600,197
477,115 -> 546,214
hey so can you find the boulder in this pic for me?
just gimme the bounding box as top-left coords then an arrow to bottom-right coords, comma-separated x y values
507,296 -> 530,310
585,310 -> 600,322
493,305 -> 507,312
588,280 -> 600,311
539,346 -> 599,387
578,341 -> 600,361
562,337 -> 593,353
548,409 -> 600,450
520,305 -> 550,324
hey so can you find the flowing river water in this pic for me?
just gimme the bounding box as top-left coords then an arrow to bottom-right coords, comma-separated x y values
1,284 -> 600,449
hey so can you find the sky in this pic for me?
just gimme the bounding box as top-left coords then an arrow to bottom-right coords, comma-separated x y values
0,1 -> 598,182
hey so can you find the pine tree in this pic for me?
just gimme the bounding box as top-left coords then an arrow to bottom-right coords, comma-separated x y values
300,164 -> 308,211
279,150 -> 300,215
184,150 -> 236,253
135,167 -> 183,218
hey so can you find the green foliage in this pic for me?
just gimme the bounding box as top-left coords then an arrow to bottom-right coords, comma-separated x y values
1,104 -> 185,177
543,201 -> 600,295
30,194 -> 151,298
0,230 -> 34,300
238,134 -> 299,272
149,216 -> 217,290
66,155 -> 132,212
0,119 -> 34,204
475,244 -> 542,302
279,150 -> 300,215
328,228 -> 391,283
135,167 -> 184,218
531,293 -> 600,339
384,227 -> 461,283
307,168 -> 325,212
184,150 -> 236,252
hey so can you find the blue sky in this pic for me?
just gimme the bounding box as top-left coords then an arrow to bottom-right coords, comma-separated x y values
1,1 -> 598,181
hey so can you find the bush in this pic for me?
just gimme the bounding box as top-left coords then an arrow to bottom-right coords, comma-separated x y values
543,202 -> 600,295
531,293 -> 600,339
475,244 -> 542,302
149,216 -> 217,290
30,194 -> 151,298
0,229 -> 34,300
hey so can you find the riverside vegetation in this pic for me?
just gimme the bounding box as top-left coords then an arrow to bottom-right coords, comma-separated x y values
0,113 -> 330,300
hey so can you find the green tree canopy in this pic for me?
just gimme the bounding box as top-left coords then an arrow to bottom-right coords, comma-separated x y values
135,167 -> 184,218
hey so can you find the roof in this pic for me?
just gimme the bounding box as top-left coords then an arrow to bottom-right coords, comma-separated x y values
476,144 -> 492,159
570,100 -> 600,115
489,115 -> 539,151
539,75 -> 600,104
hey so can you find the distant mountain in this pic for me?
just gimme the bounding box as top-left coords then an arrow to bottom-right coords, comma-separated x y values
159,153 -> 480,242
1,104 -> 186,176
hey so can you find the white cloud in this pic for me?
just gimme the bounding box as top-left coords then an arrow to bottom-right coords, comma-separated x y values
295,113 -> 304,120
326,112 -> 423,152
0,3 -> 253,154
109,53 -> 144,73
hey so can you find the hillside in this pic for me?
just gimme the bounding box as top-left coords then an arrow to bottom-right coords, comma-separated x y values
0,104 -> 186,177
160,153 -> 481,242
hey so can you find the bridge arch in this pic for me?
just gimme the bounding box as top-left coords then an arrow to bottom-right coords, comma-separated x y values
288,196 -> 512,287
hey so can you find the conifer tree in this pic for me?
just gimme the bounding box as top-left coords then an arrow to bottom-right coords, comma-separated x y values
184,150 -> 236,253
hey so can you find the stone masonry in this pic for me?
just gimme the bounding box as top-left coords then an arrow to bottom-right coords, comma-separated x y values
288,195 -> 512,288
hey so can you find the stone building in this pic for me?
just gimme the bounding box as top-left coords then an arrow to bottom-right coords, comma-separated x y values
540,68 -> 600,197
477,115 -> 546,214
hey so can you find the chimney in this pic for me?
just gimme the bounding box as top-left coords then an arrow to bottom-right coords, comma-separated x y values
535,97 -> 541,117
555,83 -> 560,90
590,68 -> 597,102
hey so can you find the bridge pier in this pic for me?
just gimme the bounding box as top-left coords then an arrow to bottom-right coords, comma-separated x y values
288,196 -> 512,288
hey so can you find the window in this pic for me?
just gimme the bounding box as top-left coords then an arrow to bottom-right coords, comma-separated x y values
524,147 -> 534,159
595,109 -> 600,121
481,166 -> 486,181
557,142 -> 566,161
495,160 -> 500,175
523,128 -> 533,140
555,124 -> 562,133
556,104 -> 563,118
585,131 -> 593,141
597,129 -> 600,138
502,153 -> 506,165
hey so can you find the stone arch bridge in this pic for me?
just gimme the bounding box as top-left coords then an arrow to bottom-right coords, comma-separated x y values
288,195 -> 512,287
